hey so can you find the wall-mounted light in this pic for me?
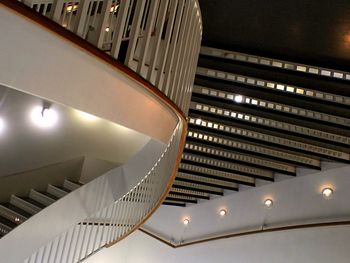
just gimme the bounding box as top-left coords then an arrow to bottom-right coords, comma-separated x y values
31,105 -> 58,128
219,209 -> 227,217
322,187 -> 333,198
183,218 -> 190,226
264,199 -> 273,208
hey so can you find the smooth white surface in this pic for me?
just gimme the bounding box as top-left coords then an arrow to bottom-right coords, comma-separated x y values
0,85 -> 148,177
85,226 -> 350,263
145,163 -> 350,242
0,6 -> 177,143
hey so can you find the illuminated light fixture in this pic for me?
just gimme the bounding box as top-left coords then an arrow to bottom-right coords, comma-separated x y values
0,118 -> 5,133
195,118 -> 202,125
234,95 -> 243,103
219,209 -> 227,217
110,4 -> 119,13
31,105 -> 58,128
322,187 -> 333,198
183,218 -> 190,226
264,199 -> 273,208
66,4 -> 78,12
14,217 -> 20,223
105,27 -> 110,32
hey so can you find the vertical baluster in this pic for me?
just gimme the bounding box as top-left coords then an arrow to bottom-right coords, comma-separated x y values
154,0 -> 178,89
95,0 -> 113,48
146,0 -> 169,83
65,226 -> 77,263
74,0 -> 91,37
71,223 -> 83,263
125,0 -> 147,67
51,0 -> 65,23
177,8 -> 197,108
52,235 -> 63,263
104,204 -> 117,245
111,0 -> 131,59
136,0 -> 160,76
172,1 -> 195,105
58,229 -> 70,263
162,0 -> 186,96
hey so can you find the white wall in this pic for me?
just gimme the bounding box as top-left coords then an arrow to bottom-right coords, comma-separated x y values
85,226 -> 350,263
0,6 -> 178,144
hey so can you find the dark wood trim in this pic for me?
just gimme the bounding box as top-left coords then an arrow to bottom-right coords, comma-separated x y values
140,220 -> 350,248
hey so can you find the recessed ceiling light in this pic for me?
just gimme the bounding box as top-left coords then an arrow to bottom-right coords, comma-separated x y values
195,118 -> 202,125
31,106 -> 58,128
322,187 -> 333,198
219,209 -> 227,217
264,199 -> 273,208
183,218 -> 190,226
105,27 -> 110,32
234,95 -> 243,103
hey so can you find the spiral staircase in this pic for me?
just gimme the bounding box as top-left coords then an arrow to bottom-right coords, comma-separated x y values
0,0 -> 202,262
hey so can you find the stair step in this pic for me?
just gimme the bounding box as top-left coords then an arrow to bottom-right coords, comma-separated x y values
10,195 -> 42,215
47,184 -> 68,199
0,204 -> 27,225
63,179 -> 82,192
0,215 -> 16,230
29,189 -> 56,207
2,203 -> 31,218
0,221 -> 13,237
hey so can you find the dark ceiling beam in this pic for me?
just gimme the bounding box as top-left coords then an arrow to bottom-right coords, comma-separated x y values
169,188 -> 210,200
172,181 -> 224,196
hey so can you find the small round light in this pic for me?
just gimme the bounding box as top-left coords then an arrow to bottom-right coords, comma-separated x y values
322,187 -> 333,198
183,218 -> 190,225
234,95 -> 243,103
195,118 -> 202,125
219,209 -> 227,217
105,27 -> 110,32
14,217 -> 20,222
264,199 -> 273,208
31,106 -> 58,128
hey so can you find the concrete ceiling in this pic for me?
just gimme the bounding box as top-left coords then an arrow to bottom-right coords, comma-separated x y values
0,85 -> 150,177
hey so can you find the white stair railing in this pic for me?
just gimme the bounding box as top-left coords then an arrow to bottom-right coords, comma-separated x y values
17,123 -> 183,263
18,0 -> 202,115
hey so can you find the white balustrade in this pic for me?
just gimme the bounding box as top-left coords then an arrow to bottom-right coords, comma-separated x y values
19,0 -> 202,115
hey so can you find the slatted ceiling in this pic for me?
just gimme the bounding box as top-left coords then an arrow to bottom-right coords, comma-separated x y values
187,130 -> 320,168
192,85 -> 350,128
172,180 -> 224,195
163,200 -> 186,207
196,66 -> 350,108
176,172 -> 239,191
184,142 -> 296,174
188,117 -> 350,162
179,163 -> 255,186
166,194 -> 198,203
200,46 -> 350,84
165,46 -> 350,207
190,101 -> 350,146
170,188 -> 211,200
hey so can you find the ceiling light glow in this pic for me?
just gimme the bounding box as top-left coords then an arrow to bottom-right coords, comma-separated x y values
195,118 -> 202,125
105,27 -> 110,32
183,218 -> 190,226
322,187 -> 333,198
76,110 -> 98,121
234,95 -> 243,103
31,106 -> 58,128
219,209 -> 227,217
264,199 -> 273,208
